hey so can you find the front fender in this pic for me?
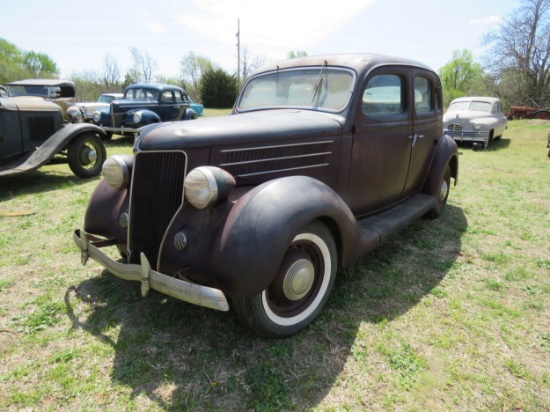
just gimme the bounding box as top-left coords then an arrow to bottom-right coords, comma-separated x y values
132,109 -> 161,126
206,176 -> 379,297
0,123 -> 106,177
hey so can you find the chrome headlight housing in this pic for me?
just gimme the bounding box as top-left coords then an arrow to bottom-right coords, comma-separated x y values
473,123 -> 482,130
93,111 -> 102,122
102,155 -> 134,189
133,112 -> 142,124
66,106 -> 83,123
184,166 -> 236,209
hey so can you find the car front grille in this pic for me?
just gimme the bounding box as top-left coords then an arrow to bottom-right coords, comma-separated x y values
25,115 -> 57,141
128,151 -> 187,266
447,123 -> 463,132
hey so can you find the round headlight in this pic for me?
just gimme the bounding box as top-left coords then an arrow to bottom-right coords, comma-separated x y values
67,106 -> 83,123
473,123 -> 482,130
93,111 -> 102,122
102,155 -> 133,189
133,112 -> 142,123
184,166 -> 236,209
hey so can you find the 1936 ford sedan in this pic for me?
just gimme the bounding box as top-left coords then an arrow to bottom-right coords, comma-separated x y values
74,54 -> 458,338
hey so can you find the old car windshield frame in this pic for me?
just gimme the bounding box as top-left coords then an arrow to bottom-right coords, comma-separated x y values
236,67 -> 355,113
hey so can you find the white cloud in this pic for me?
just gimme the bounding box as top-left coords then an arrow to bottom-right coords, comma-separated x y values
175,0 -> 377,59
469,16 -> 501,25
147,22 -> 167,34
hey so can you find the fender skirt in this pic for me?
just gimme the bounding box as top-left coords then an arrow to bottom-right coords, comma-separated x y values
0,123 -> 105,177
209,176 -> 380,297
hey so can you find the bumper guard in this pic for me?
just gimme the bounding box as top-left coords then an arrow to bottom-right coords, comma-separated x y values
73,230 -> 229,312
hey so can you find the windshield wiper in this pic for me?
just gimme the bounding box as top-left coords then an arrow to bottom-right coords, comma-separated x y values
311,60 -> 328,102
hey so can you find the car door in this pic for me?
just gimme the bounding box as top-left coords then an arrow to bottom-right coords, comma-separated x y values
401,69 -> 441,199
159,90 -> 179,121
347,66 -> 413,216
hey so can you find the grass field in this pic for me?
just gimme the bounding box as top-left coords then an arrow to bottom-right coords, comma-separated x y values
0,118 -> 549,411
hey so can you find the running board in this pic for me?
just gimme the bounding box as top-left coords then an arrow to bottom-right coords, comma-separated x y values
359,194 -> 436,243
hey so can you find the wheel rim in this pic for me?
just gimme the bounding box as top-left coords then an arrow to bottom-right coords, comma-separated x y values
439,179 -> 449,201
79,144 -> 97,166
261,232 -> 331,326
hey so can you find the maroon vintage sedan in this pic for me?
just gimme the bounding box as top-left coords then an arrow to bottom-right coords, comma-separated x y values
74,54 -> 458,337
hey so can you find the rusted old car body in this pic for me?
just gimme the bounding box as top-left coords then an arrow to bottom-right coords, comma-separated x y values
74,54 -> 459,337
0,95 -> 106,178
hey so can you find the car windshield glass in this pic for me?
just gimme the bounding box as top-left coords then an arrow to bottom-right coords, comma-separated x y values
98,95 -> 115,103
237,68 -> 354,112
124,88 -> 159,101
449,100 -> 492,113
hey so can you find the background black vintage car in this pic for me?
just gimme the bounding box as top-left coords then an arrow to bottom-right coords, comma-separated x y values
74,54 -> 459,338
92,83 -> 198,139
0,94 -> 106,178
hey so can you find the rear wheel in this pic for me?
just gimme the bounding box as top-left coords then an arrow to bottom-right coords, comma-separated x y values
67,133 -> 106,178
425,164 -> 451,219
533,110 -> 550,120
232,221 -> 337,338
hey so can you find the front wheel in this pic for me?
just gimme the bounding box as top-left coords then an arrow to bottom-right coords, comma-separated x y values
425,164 -> 451,219
67,133 -> 107,178
232,221 -> 337,338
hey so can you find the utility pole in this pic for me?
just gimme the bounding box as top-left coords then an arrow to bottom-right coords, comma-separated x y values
236,18 -> 240,88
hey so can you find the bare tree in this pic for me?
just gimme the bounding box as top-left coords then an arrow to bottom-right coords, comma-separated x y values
483,0 -> 550,106
129,47 -> 157,84
101,54 -> 121,91
241,47 -> 268,81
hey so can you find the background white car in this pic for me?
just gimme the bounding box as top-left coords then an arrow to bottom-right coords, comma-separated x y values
443,96 -> 508,150
76,93 -> 123,121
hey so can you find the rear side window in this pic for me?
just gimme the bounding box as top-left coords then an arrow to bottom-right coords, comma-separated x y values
414,76 -> 432,113
362,74 -> 404,116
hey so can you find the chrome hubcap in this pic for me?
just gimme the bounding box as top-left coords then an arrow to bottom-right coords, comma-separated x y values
283,258 -> 315,301
440,179 -> 449,201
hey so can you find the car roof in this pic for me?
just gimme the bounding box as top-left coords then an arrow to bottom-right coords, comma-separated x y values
450,96 -> 501,104
6,79 -> 76,88
125,83 -> 184,92
252,53 -> 436,77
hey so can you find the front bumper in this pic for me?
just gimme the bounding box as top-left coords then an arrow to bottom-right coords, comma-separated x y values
99,125 -> 139,134
444,130 -> 488,143
73,229 -> 229,312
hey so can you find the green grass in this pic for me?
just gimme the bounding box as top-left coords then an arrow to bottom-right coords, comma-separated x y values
0,119 -> 549,411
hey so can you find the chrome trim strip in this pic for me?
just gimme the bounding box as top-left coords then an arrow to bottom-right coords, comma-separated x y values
74,230 -> 228,312
219,151 -> 332,167
220,140 -> 334,153
236,163 -> 329,177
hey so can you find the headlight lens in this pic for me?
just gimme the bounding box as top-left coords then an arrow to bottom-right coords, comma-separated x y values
473,123 -> 481,130
133,112 -> 142,123
93,111 -> 102,122
102,155 -> 134,189
184,166 -> 236,209
66,106 -> 83,123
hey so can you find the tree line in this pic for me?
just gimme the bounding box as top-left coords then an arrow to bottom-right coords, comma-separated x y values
2,0 -> 549,110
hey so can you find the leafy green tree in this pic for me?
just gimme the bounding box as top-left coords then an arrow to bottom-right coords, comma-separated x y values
439,50 -> 487,106
180,52 -> 216,102
199,68 -> 238,108
287,50 -> 308,59
22,51 -> 58,78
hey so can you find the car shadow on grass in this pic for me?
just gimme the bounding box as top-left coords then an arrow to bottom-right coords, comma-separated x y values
0,168 -> 100,202
64,205 -> 467,411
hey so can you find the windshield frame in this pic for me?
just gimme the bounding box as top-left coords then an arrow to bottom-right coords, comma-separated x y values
235,66 -> 356,114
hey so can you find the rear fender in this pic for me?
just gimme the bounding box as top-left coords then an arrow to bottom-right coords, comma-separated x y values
423,134 -> 459,196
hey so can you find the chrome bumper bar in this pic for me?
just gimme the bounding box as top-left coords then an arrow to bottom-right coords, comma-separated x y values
73,230 -> 229,312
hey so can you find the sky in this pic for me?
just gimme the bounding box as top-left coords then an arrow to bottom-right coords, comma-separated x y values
1,0 -> 521,80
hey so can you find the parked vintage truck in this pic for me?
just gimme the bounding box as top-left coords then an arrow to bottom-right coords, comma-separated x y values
74,54 -> 459,338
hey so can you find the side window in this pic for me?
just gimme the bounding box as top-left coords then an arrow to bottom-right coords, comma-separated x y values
362,74 -> 404,115
414,76 -> 432,113
161,91 -> 174,103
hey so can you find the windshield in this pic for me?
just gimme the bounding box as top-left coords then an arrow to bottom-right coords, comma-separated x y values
449,100 -> 492,113
123,88 -> 159,101
98,95 -> 116,103
237,67 -> 354,112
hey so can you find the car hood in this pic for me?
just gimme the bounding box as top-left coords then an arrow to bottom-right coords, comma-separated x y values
138,110 -> 345,151
443,110 -> 493,123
